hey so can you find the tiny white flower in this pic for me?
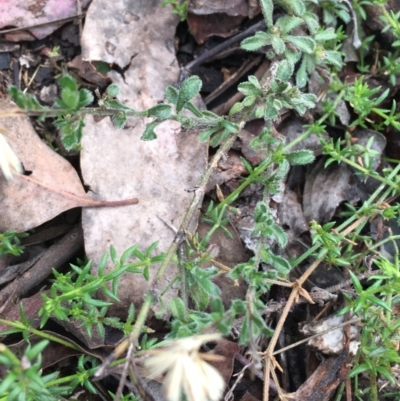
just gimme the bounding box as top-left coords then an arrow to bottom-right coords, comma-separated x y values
144,333 -> 225,401
0,133 -> 23,180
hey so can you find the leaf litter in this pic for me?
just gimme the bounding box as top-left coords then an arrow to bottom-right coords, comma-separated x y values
0,0 -> 399,400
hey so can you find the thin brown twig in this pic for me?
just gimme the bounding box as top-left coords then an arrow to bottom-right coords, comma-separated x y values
271,317 -> 361,356
262,215 -> 368,401
18,174 -> 139,207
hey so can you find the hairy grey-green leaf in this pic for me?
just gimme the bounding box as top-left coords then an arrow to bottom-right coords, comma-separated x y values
275,15 -> 303,35
147,104 -> 172,119
176,76 -> 202,112
61,88 -> 79,110
60,75 -> 78,92
106,84 -> 119,97
276,59 -> 294,82
241,31 -> 271,51
165,85 -> 179,104
286,149 -> 316,165
315,27 -> 337,42
141,121 -> 160,140
271,35 -> 286,54
260,0 -> 274,27
78,89 -> 94,108
285,35 -> 315,54
169,298 -> 187,321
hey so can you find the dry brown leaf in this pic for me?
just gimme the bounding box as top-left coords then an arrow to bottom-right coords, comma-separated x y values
208,338 -> 239,385
0,99 -> 104,232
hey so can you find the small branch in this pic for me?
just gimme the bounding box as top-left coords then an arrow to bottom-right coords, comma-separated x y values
18,174 -> 139,207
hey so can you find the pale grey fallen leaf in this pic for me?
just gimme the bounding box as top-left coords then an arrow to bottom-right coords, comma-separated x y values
279,118 -> 328,156
303,158 -> 360,223
308,71 -> 350,126
80,0 -> 207,315
278,187 -> 308,237
351,128 -> 386,195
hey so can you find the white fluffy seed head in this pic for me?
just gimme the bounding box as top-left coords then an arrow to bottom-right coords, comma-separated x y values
0,133 -> 23,180
144,333 -> 225,401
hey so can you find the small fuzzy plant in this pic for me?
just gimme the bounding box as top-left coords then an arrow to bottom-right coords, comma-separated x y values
2,0 -> 400,400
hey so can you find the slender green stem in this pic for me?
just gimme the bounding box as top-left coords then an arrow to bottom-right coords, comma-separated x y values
292,163 -> 400,268
217,159 -> 271,209
367,235 -> 400,253
0,319 -> 80,350
27,107 -> 142,119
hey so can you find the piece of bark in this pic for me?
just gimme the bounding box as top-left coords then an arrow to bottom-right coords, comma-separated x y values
294,350 -> 350,401
0,225 -> 83,308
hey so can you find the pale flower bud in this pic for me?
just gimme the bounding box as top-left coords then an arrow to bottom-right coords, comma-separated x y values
0,133 -> 23,180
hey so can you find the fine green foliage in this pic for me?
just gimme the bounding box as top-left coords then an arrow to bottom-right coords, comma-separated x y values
0,341 -> 69,401
161,0 -> 188,21
38,243 -> 162,338
0,230 -> 28,256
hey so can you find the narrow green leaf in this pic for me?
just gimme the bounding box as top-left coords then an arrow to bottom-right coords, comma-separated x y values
349,363 -> 369,377
367,295 -> 392,312
26,340 -> 49,360
349,271 -> 363,294
239,315 -> 250,344
110,245 -> 118,266
84,297 -> 113,307
121,245 -> 138,264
